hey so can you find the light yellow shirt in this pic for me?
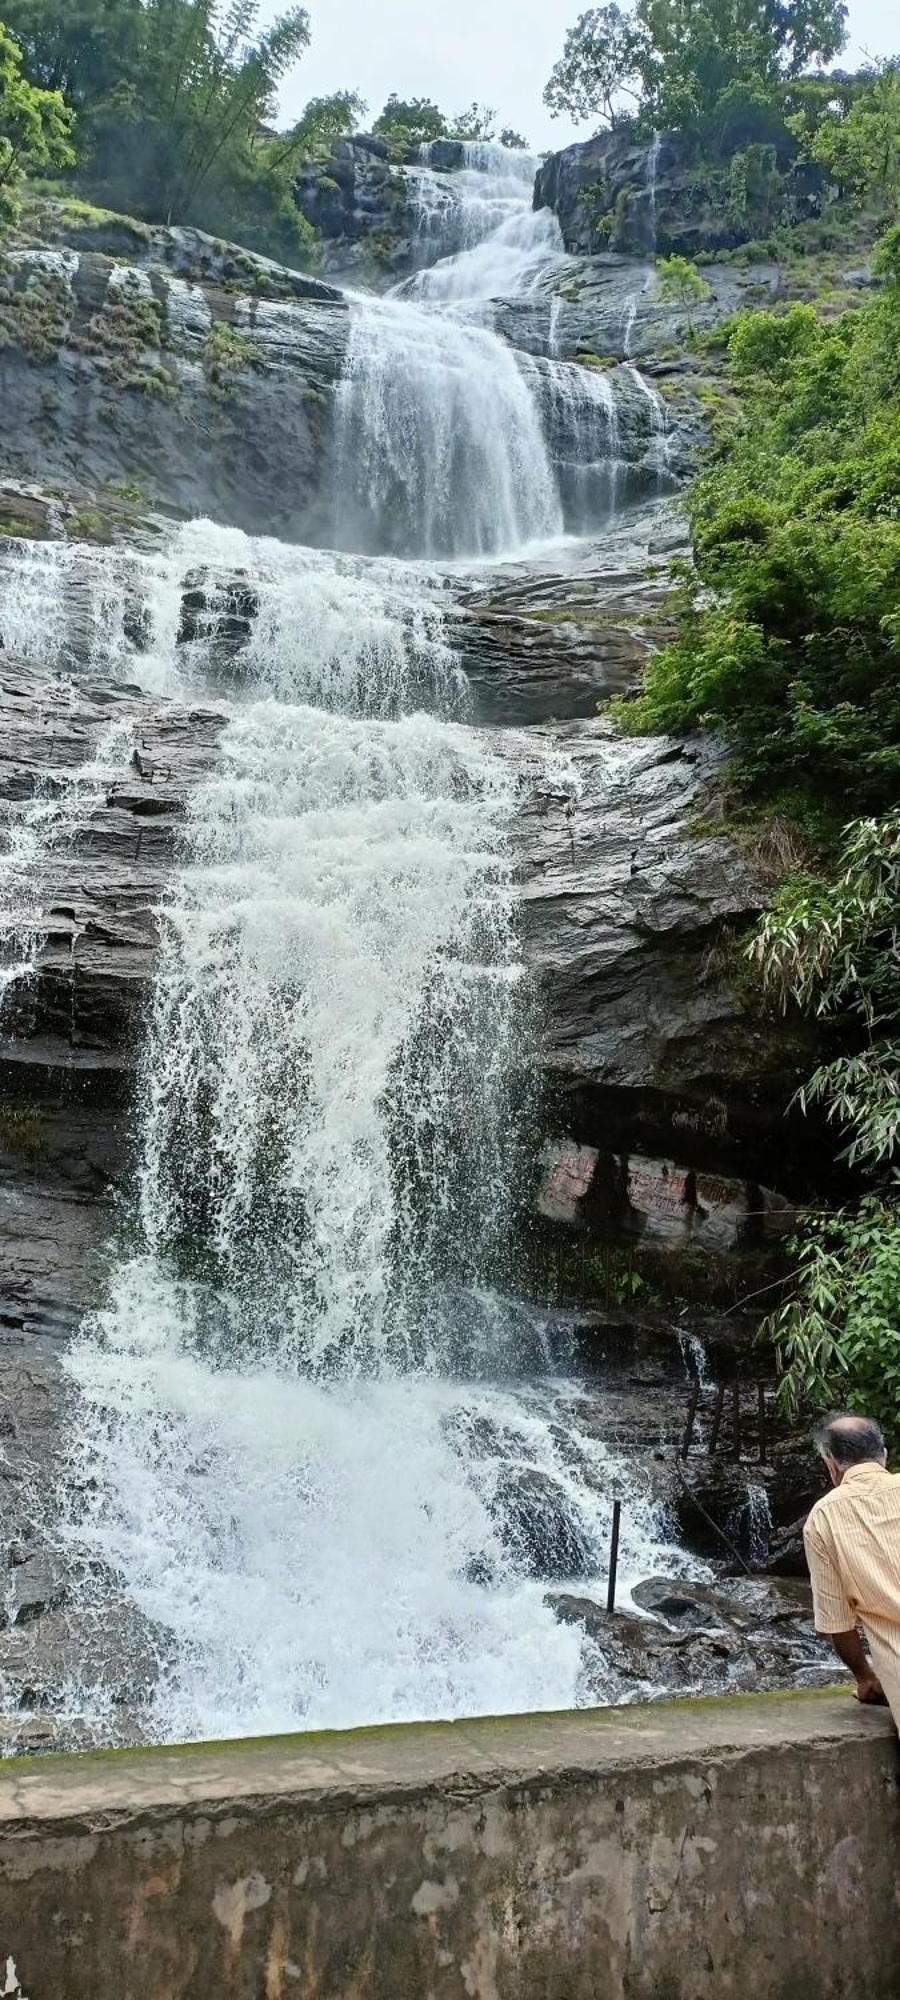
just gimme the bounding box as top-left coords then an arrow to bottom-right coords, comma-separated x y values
804,1461 -> 900,1686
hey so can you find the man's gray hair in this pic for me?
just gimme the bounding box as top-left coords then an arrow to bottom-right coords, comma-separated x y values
813,1412 -> 886,1465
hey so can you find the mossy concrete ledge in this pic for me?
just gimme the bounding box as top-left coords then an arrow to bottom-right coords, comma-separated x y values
0,1691 -> 898,1998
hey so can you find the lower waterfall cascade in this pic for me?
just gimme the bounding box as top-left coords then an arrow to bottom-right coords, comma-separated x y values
0,143 -> 712,1746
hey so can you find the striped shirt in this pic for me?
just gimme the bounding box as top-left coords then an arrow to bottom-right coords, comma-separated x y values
804,1462 -> 900,1693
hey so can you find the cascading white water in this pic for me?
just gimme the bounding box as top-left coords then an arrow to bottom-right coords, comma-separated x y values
627,363 -> 671,481
400,142 -> 566,303
537,356 -> 625,526
0,718 -> 137,1001
333,292 -> 563,558
39,522 -> 690,1741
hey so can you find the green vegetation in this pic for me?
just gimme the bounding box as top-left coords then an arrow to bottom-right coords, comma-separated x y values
545,4 -> 900,251
617,246 -> 900,820
654,253 -> 708,328
0,1 -> 366,265
0,1102 -> 44,1160
618,185 -> 900,1427
370,93 -> 520,156
203,317 -> 258,393
0,21 -> 73,224
753,814 -> 900,1438
544,0 -> 847,137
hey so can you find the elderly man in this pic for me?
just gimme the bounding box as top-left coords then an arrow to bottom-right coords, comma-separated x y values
804,1412 -> 900,1721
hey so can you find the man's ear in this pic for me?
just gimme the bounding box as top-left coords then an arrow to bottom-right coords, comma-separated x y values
824,1454 -> 842,1486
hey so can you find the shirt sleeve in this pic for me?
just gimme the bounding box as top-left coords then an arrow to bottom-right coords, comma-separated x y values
804,1512 -> 854,1633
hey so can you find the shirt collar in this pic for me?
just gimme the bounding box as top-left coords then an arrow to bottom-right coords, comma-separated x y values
840,1461 -> 889,1487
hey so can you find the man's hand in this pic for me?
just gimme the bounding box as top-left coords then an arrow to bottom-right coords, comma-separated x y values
855,1672 -> 888,1706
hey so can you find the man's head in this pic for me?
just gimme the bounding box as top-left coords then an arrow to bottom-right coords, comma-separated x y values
813,1412 -> 887,1487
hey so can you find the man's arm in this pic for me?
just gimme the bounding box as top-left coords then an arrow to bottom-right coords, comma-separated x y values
829,1628 -> 887,1705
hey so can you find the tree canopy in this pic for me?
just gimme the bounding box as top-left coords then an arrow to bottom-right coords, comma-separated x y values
0,0 -> 326,261
617,268 -> 900,816
545,0 -> 849,136
0,22 -> 75,219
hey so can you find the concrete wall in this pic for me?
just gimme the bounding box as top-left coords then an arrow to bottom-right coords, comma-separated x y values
0,1692 -> 898,1999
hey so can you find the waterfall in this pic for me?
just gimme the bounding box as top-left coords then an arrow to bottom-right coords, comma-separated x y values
333,293 -> 563,558
399,142 -> 565,303
40,520 -> 690,1741
0,718 -> 136,1005
646,130 -> 661,252
5,137 -> 700,1748
627,364 -> 671,481
538,357 -> 625,526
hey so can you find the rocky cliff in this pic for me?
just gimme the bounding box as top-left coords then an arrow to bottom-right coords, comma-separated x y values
534,128 -> 826,258
0,179 -> 836,1736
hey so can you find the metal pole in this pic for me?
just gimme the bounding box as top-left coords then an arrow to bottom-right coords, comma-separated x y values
707,1381 -> 725,1456
758,1382 -> 767,1465
732,1379 -> 742,1460
680,1380 -> 700,1462
606,1499 -> 622,1615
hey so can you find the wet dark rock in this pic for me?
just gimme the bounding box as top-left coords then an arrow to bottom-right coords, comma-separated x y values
493,1466 -> 597,1579
674,1449 -> 823,1560
507,717 -> 818,1186
548,1570 -> 826,1698
456,502 -> 685,723
294,139 -> 417,280
0,213 -> 348,540
765,1514 -> 812,1579
535,129 -> 826,260
8,1550 -> 70,1626
0,1601 -> 167,1709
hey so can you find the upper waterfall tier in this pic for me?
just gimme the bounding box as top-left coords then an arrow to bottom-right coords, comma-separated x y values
333,293 -> 564,559
399,142 -> 566,302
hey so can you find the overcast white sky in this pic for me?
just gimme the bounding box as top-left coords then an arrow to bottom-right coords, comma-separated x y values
269,0 -> 899,152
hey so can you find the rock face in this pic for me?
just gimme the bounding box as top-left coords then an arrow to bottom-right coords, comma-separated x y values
294,137 -> 420,280
0,650 -> 225,1342
0,208 -> 347,540
535,129 -> 826,258
509,719 -> 815,1186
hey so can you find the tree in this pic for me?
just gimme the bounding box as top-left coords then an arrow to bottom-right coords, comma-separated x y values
0,0 -> 142,106
0,23 -> 75,221
544,5 -> 645,128
616,277 -> 900,813
499,126 -> 530,150
801,60 -> 900,210
753,812 -> 900,1170
0,0 -> 314,241
372,94 -> 448,151
544,0 -> 848,136
451,102 -> 497,141
279,90 -> 366,160
654,252 -> 708,327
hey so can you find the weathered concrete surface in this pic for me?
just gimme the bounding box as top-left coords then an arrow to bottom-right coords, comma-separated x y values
0,1692 -> 897,1998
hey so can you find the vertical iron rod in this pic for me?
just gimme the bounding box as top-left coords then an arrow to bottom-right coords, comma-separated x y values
732,1379 -> 742,1460
708,1382 -> 725,1456
681,1380 -> 701,1461
607,1498 -> 622,1615
758,1382 -> 767,1465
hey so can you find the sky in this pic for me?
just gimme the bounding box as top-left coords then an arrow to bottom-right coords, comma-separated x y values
269,0 -> 899,153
